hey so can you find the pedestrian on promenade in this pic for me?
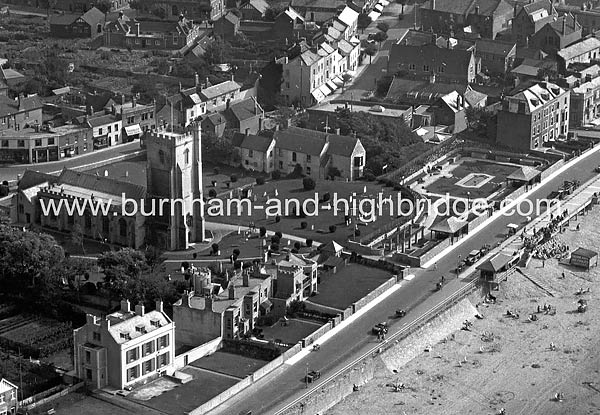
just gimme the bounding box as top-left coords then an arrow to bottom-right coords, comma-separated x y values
434,262 -> 438,271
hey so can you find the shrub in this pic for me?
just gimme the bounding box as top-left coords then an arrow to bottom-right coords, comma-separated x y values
306,238 -> 313,247
271,242 -> 280,251
233,248 -> 240,256
230,174 -> 238,183
272,170 -> 281,180
208,188 -> 217,198
275,231 -> 283,239
394,184 -> 403,191
271,234 -> 281,244
322,192 -> 331,202
259,226 -> 267,237
211,243 -> 219,254
329,225 -> 337,233
300,221 -> 308,229
303,177 -> 316,190
256,176 -> 265,185
364,171 -> 376,181
354,229 -> 361,236
275,215 -> 281,223
214,167 -> 220,175
294,241 -> 301,250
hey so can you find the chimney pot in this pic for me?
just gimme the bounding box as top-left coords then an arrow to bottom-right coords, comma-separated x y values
120,299 -> 131,313
134,303 -> 145,316
155,300 -> 164,313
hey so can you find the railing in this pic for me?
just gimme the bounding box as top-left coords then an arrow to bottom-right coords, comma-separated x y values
275,276 -> 480,414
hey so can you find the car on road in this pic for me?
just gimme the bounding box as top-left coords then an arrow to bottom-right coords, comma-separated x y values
465,250 -> 481,265
305,370 -> 321,383
372,322 -> 388,335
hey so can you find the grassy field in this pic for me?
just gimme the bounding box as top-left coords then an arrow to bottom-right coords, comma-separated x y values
260,318 -> 323,345
311,264 -> 394,310
425,160 -> 517,199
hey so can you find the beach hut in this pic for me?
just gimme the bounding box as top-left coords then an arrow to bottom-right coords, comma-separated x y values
570,247 -> 598,269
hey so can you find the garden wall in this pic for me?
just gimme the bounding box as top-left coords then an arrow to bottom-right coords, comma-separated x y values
174,337 -> 222,370
252,355 -> 284,382
20,382 -> 84,411
352,277 -> 395,314
188,376 -> 254,415
540,159 -> 565,181
301,321 -> 332,348
344,240 -> 383,256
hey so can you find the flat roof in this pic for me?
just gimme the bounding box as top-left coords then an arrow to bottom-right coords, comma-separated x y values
311,102 -> 412,118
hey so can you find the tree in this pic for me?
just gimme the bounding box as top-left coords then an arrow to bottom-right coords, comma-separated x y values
204,38 -> 231,65
341,73 -> 353,93
95,0 -> 111,13
376,22 -> 389,33
71,223 -> 85,256
357,13 -> 372,33
265,5 -> 285,21
373,31 -> 388,49
364,44 -> 378,64
303,177 -> 316,190
98,248 -> 149,302
132,81 -> 158,103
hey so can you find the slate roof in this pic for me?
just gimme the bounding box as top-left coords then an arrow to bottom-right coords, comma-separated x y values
507,166 -> 541,181
243,0 -> 269,14
225,97 -> 261,122
476,39 -> 516,57
464,88 -> 488,106
507,81 -> 565,112
421,0 -> 508,16
572,247 -> 598,259
477,252 -> 514,272
238,134 -> 274,152
49,13 -> 80,25
200,80 -> 242,101
557,37 -> 600,61
521,0 -> 553,16
85,113 -> 119,128
58,169 -> 146,199
327,134 -> 359,157
386,78 -> 468,101
547,13 -> 580,36
106,309 -> 171,344
223,11 -> 241,25
81,7 -> 105,25
388,43 -> 474,79
203,112 -> 227,126
18,170 -> 57,190
275,133 -> 327,155
0,95 -> 42,116
430,215 -> 468,234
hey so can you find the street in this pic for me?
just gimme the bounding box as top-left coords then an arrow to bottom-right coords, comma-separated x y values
207,142 -> 600,415
0,141 -> 143,183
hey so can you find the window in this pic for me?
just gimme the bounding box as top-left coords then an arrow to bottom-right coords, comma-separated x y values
108,125 -> 111,133
157,334 -> 169,349
248,149 -> 253,157
127,348 -> 138,362
306,154 -> 311,163
306,166 -> 311,175
157,352 -> 169,367
423,64 -> 430,72
35,139 -> 42,147
184,148 -> 189,164
173,36 -> 179,44
1,140 -> 8,147
127,366 -> 139,380
292,152 -> 297,162
86,369 -> 92,380
17,140 -> 25,147
279,161 -> 283,169
408,63 -> 415,71
48,137 -> 55,145
142,359 -> 153,374
10,389 -> 15,400
0,394 -> 3,403
159,150 -> 165,164
85,351 -> 91,363
93,332 -> 101,341
143,341 -> 154,356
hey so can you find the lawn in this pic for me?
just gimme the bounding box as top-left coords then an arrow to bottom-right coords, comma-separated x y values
139,366 -> 238,415
259,318 -> 323,346
190,351 -> 268,379
425,160 -> 518,199
311,264 -> 394,310
209,178 -> 400,244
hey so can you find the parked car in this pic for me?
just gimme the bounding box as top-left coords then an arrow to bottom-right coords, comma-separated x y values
465,250 -> 481,265
305,370 -> 321,383
372,322 -> 388,335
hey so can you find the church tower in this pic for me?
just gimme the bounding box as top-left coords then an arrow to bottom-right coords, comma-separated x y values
146,121 -> 205,250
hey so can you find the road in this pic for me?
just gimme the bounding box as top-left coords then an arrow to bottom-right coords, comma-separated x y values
207,142 -> 600,415
0,141 -> 143,183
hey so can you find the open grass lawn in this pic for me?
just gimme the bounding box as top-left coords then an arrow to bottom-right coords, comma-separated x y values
209,178 -> 400,244
190,351 -> 267,379
311,264 -> 393,310
142,366 -> 238,414
425,160 -> 518,199
259,318 -> 323,345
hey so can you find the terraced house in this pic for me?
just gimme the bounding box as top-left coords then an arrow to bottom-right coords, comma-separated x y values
74,300 -> 175,390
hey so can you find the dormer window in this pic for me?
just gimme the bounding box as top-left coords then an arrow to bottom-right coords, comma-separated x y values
150,319 -> 161,328
135,325 -> 147,334
120,332 -> 131,340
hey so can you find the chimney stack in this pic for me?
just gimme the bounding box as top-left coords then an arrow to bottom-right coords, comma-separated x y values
431,0 -> 435,9
563,17 -> 566,34
120,299 -> 131,313
135,22 -> 140,36
121,94 -> 125,105
195,72 -> 200,87
231,74 -> 234,82
182,290 -> 191,307
205,294 -> 214,311
228,283 -> 235,299
155,300 -> 164,313
243,272 -> 249,287
86,314 -> 97,325
132,96 -> 136,108
135,303 -> 145,316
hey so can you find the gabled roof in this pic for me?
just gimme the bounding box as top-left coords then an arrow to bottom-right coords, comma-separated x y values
430,215 -> 468,234
320,240 -> 344,255
572,247 -> 598,259
421,0 -> 508,16
327,134 -> 360,157
274,127 -> 328,156
545,13 -> 581,36
223,11 -> 241,24
508,81 -> 565,112
243,0 -> 269,14
18,170 -> 56,190
441,90 -> 469,113
200,80 -> 242,101
389,43 -> 474,78
58,169 -> 146,199
477,252 -> 514,272
0,378 -> 18,394
557,37 -> 600,61
202,112 -> 227,126
337,5 -> 358,27
238,133 -> 275,152
0,95 -> 42,116
225,97 -> 262,122
85,113 -> 119,128
464,87 -> 487,107
521,0 -> 553,17
106,309 -> 171,344
49,13 -> 80,25
280,6 -> 304,23
476,39 -> 516,57
81,7 -> 105,25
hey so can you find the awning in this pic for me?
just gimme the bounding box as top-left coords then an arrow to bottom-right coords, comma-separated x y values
374,4 -> 384,12
311,89 -> 325,103
259,299 -> 272,311
379,0 -> 389,5
125,124 -> 142,136
326,80 -> 338,91
319,84 -> 332,96
333,76 -> 344,87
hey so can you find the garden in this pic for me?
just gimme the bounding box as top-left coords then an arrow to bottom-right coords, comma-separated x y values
0,314 -> 73,358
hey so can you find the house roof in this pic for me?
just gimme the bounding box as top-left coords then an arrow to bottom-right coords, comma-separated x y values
476,38 -> 516,57
85,113 -> 119,128
511,64 -> 540,76
49,13 -> 80,25
225,97 -> 262,122
18,170 -> 56,190
387,78 -> 469,101
430,215 -> 468,234
58,169 -> 146,199
477,252 -> 514,272
223,11 -> 241,24
280,6 -> 304,22
81,7 -> 104,25
200,80 -> 242,101
557,37 -> 600,61
275,133 -> 327,156
464,87 -> 487,106
546,13 -> 580,36
441,90 -> 469,113
203,112 -> 227,126
0,66 -> 25,82
244,0 -> 269,14
521,0 -> 553,17
507,166 -> 541,181
320,240 -> 344,254
105,309 -> 171,345
572,247 -> 598,259
239,133 -> 275,152
0,378 -> 18,394
508,81 -> 565,112
327,134 -> 359,157
421,0 -> 508,16
338,5 -> 358,26
389,43 -> 474,79
0,95 -> 42,116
